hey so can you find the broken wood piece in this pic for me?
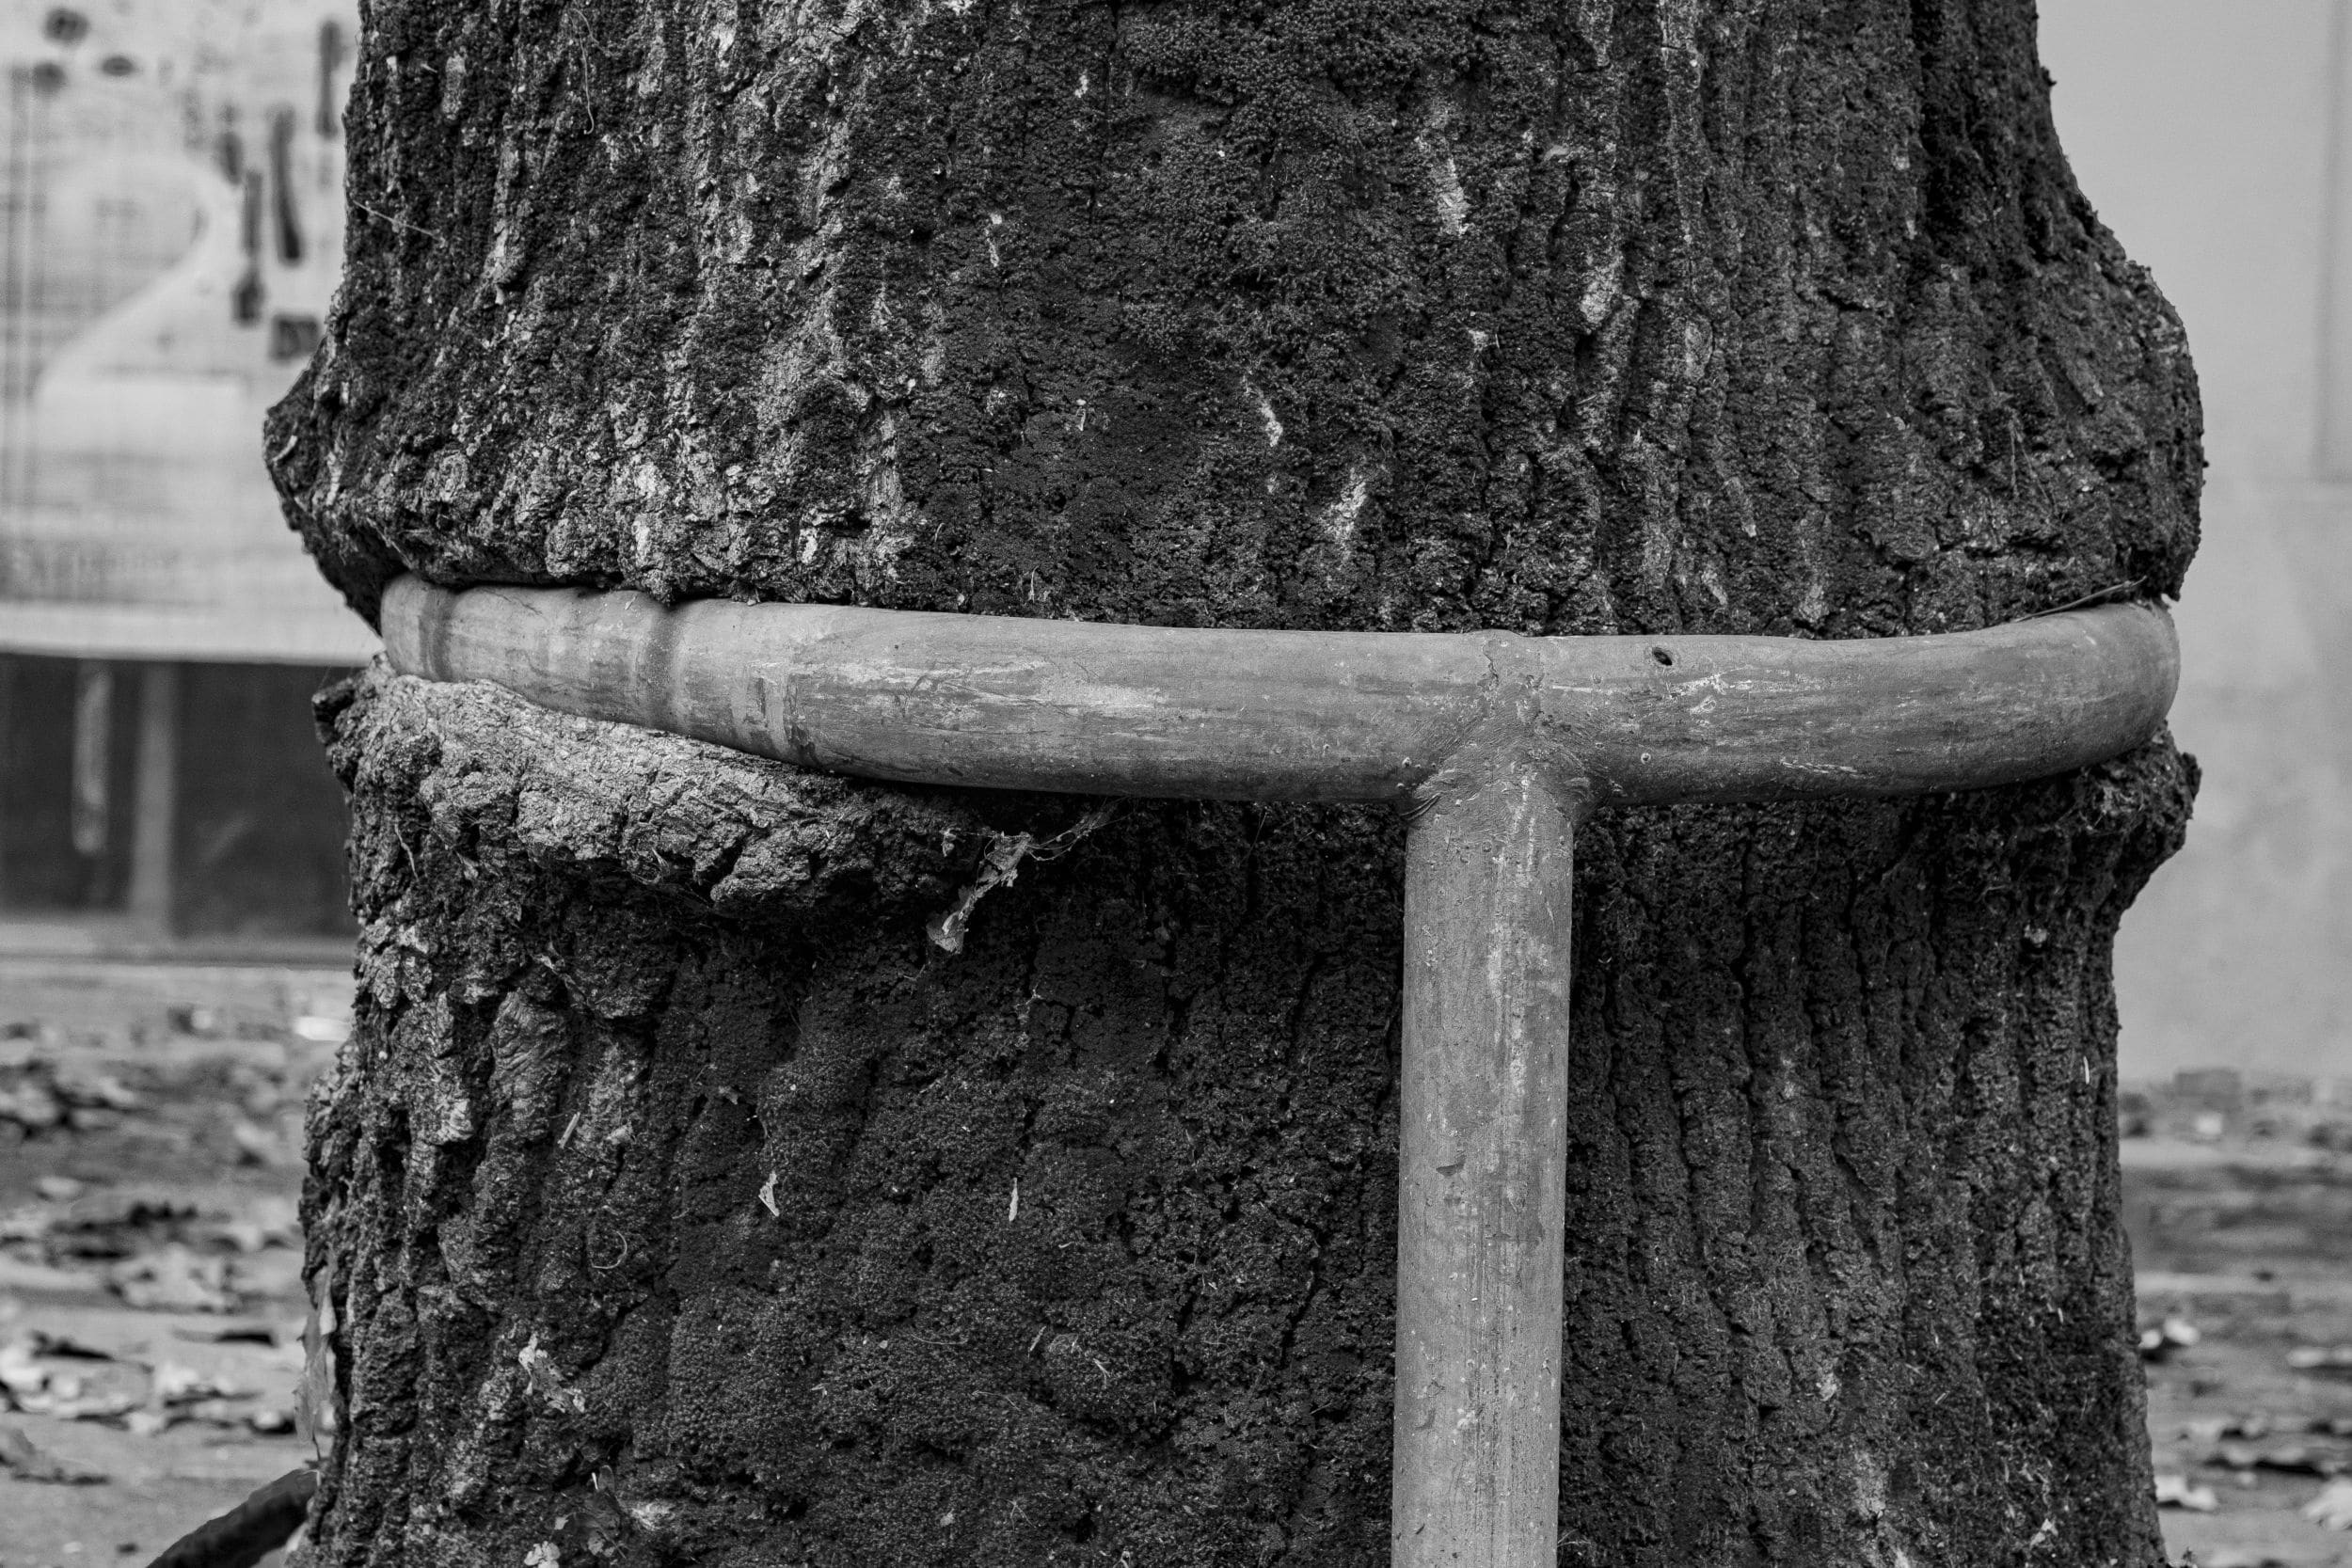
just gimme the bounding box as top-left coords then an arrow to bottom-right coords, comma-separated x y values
379,575 -> 2179,1568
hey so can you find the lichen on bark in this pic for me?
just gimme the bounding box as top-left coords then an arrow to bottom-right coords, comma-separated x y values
281,1 -> 2201,1563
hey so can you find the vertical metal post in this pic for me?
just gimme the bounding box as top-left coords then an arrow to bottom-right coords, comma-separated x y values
70,659 -> 113,858
1393,761 -> 1581,1567
127,661 -> 178,933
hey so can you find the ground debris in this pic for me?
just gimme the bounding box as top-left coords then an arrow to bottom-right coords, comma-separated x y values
0,1172 -> 303,1315
113,1243 -> 239,1312
122,1358 -> 294,1436
0,1420 -> 107,1483
0,962 -> 336,1564
2304,1477 -> 2352,1530
0,1332 -> 135,1419
20,1387 -> 139,1420
0,1022 -> 326,1173
2142,1313 -> 2203,1362
173,1320 -> 290,1347
0,1056 -> 144,1133
26,1328 -> 113,1359
0,1078 -> 63,1130
0,1337 -> 42,1398
2157,1473 -> 2222,1512
2210,1442 -> 2344,1477
1,1321 -> 300,1435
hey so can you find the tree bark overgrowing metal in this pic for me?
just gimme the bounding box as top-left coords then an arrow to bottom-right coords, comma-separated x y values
278,1 -> 2202,1560
380,575 -> 2176,1567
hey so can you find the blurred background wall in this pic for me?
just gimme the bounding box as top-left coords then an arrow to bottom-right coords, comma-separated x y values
2043,2 -> 2352,1079
0,0 -> 369,959
0,0 -> 2336,1048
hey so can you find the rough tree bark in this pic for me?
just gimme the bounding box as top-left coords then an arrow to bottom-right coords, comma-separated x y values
271,2 -> 2200,1564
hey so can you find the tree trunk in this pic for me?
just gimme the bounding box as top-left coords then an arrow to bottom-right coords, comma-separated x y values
273,2 -> 2200,1563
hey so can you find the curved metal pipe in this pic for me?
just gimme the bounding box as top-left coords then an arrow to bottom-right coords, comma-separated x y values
381,577 -> 2176,807
375,571 -> 2180,1568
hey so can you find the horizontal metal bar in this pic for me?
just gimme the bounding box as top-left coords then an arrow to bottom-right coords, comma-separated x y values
381,577 -> 2178,806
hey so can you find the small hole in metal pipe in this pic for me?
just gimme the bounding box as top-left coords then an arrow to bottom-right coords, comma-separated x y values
1650,645 -> 1676,667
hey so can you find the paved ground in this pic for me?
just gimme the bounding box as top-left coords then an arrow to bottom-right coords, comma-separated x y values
2127,1118 -> 2352,1568
5,962 -> 2350,1566
0,959 -> 336,1568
